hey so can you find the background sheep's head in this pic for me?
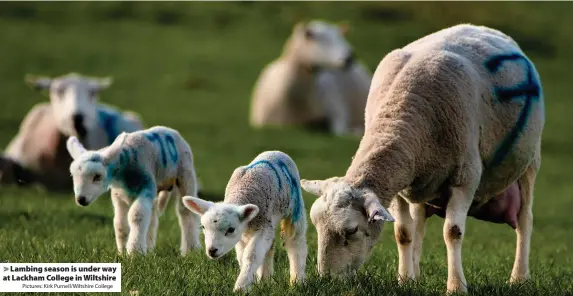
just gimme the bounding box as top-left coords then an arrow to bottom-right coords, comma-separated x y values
66,136 -> 109,206
289,20 -> 355,70
25,73 -> 112,139
301,177 -> 394,276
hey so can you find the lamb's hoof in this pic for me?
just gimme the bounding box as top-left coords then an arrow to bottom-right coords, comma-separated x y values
397,275 -> 415,286
507,275 -> 530,285
233,284 -> 252,294
446,282 -> 468,294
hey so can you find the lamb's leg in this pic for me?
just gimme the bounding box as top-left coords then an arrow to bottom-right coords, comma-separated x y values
510,165 -> 536,283
410,203 -> 427,278
443,186 -> 474,293
146,201 -> 159,252
393,197 -> 415,284
111,189 -> 129,254
126,196 -> 153,255
234,229 -> 274,292
256,238 -> 275,280
177,171 -> 202,255
235,240 -> 246,268
283,225 -> 307,285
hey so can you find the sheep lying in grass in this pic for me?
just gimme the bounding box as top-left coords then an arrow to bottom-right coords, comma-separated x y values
2,73 -> 143,191
183,151 -> 307,292
250,20 -> 371,136
301,24 -> 544,293
66,126 -> 201,255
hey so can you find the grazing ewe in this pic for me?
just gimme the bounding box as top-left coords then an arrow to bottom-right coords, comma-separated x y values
2,73 -> 143,191
66,126 -> 201,255
183,151 -> 307,292
250,20 -> 371,136
300,24 -> 544,293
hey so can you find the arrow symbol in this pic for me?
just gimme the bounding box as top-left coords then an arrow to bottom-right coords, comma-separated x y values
3,267 -> 8,271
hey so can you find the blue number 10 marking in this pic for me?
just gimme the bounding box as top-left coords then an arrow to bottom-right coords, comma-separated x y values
146,133 -> 179,167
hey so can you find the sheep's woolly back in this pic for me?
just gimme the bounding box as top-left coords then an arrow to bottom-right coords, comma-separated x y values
224,151 -> 305,237
346,24 -> 544,204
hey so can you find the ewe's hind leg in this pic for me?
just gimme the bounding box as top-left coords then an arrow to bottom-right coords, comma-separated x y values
443,186 -> 475,293
257,239 -> 275,280
410,203 -> 427,278
510,165 -> 537,283
392,197 -> 415,284
111,190 -> 129,254
176,171 -> 201,255
126,197 -> 153,255
235,229 -> 274,292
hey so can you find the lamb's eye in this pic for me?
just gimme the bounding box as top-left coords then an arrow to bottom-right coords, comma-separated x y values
200,225 -> 205,230
93,174 -> 102,182
225,227 -> 235,236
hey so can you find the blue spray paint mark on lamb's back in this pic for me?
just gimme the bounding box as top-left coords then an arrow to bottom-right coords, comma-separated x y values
145,132 -> 178,167
97,109 -> 121,145
245,160 -> 282,190
107,147 -> 154,198
484,52 -> 542,168
276,160 -> 303,223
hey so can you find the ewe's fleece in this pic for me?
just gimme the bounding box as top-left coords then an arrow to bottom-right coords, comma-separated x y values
183,151 -> 307,292
67,126 -> 200,255
1,73 -> 143,191
250,20 -> 371,136
301,24 -> 543,293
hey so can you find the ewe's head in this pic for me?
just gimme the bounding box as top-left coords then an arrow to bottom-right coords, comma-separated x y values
183,196 -> 259,259
26,73 -> 112,139
66,136 -> 109,207
301,177 -> 394,277
289,20 -> 355,70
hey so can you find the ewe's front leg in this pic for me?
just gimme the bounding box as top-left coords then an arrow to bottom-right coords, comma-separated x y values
126,196 -> 153,255
392,197 -> 415,284
510,165 -> 536,283
410,203 -> 427,278
443,187 -> 474,293
234,230 -> 274,292
111,190 -> 129,254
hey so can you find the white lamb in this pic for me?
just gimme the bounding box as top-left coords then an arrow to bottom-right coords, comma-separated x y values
2,73 -> 143,191
300,24 -> 544,293
249,20 -> 371,136
182,151 -> 307,292
66,126 -> 201,255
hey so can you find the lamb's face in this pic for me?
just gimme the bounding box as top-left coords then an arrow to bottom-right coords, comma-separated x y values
182,197 -> 259,259
295,21 -> 354,69
302,178 -> 394,277
26,73 -> 112,138
69,153 -> 109,207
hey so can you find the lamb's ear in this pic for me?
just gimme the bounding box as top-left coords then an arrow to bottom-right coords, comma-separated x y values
363,190 -> 395,223
237,204 -> 259,223
300,179 -> 324,197
182,196 -> 214,216
89,77 -> 113,91
66,136 -> 86,160
25,75 -> 52,91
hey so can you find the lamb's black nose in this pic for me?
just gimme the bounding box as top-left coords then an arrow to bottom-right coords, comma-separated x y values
77,196 -> 88,206
73,113 -> 86,138
208,247 -> 219,257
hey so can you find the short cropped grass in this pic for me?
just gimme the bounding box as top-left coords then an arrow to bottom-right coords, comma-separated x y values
0,2 -> 572,295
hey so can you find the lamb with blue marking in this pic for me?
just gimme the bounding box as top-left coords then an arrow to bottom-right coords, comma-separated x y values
66,126 -> 201,255
183,151 -> 307,292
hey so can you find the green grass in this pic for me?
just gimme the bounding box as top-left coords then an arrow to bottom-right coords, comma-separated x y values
0,2 -> 572,295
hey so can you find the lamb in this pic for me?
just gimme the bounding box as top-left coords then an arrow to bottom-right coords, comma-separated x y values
249,20 -> 371,136
1,73 -> 144,191
66,126 -> 201,255
300,24 -> 544,293
182,151 -> 307,292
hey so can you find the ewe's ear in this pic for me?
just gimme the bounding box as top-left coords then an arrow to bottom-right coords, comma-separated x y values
89,77 -> 113,91
66,136 -> 86,160
300,179 -> 324,197
363,190 -> 395,223
237,204 -> 259,223
182,196 -> 214,216
25,75 -> 52,91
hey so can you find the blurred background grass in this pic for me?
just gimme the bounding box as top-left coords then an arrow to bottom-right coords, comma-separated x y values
0,2 -> 571,295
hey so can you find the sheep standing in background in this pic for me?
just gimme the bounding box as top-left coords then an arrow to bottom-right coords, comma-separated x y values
250,20 -> 371,136
183,151 -> 307,292
1,73 -> 144,191
300,24 -> 544,293
66,126 -> 201,255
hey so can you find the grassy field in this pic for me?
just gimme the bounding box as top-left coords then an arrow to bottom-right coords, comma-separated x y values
0,2 -> 572,295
